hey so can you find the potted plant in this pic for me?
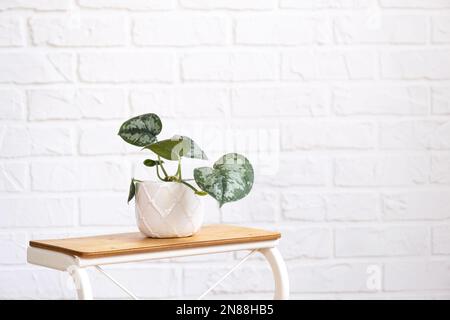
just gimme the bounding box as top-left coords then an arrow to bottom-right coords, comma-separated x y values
118,113 -> 254,238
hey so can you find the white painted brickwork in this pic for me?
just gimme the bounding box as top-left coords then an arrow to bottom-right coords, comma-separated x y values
0,0 -> 449,300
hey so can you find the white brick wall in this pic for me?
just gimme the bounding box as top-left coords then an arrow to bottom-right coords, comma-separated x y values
0,0 -> 449,300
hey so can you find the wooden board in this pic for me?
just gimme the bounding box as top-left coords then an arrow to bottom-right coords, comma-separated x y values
29,224 -> 281,259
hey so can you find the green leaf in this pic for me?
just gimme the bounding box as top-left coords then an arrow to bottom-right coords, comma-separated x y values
143,159 -> 163,167
194,153 -> 254,207
128,178 -> 136,204
118,113 -> 162,147
145,135 -> 208,161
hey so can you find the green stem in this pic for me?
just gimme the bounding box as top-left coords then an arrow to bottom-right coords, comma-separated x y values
155,164 -> 166,182
176,158 -> 182,180
179,180 -> 199,193
158,156 -> 169,178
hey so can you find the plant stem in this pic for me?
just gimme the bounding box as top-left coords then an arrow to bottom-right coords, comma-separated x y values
179,180 -> 200,193
176,158 -> 182,180
155,164 -> 166,182
158,156 -> 169,178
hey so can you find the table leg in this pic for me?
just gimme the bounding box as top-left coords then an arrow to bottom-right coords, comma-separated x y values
67,266 -> 93,300
259,247 -> 290,300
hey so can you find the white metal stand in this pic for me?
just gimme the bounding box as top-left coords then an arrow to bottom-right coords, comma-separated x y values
67,266 -> 93,300
27,240 -> 289,300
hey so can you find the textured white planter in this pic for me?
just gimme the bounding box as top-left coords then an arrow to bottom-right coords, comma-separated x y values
135,181 -> 204,238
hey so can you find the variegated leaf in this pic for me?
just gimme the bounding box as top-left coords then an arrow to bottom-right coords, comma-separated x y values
118,113 -> 162,147
146,135 -> 208,161
194,153 -> 254,207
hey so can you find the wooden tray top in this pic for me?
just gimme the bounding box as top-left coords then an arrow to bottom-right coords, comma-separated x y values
29,224 -> 281,259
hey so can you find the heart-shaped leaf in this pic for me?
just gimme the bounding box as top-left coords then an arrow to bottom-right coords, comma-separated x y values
146,135 -> 208,161
194,153 -> 254,207
118,113 -> 162,147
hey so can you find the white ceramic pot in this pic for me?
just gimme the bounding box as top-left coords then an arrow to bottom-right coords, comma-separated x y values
135,181 -> 204,238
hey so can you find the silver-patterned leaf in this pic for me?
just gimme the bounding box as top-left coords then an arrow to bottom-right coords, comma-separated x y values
194,153 -> 254,207
118,113 -> 162,147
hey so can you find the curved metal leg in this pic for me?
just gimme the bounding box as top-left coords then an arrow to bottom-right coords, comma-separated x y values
259,247 -> 289,300
67,266 -> 93,300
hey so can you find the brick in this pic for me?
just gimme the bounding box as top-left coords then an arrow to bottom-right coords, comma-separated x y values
281,0 -> 371,9
0,269 -> 71,299
335,156 -> 429,187
335,226 -> 429,257
385,261 -> 450,291
77,88 -> 127,119
282,193 -> 326,221
432,86 -> 450,114
326,193 -> 379,221
432,226 -> 450,254
0,233 -> 27,264
0,126 -> 74,157
133,15 -> 228,46
236,15 -> 332,45
79,52 -> 174,83
0,89 -> 25,120
28,88 -> 126,120
380,121 -> 450,150
334,15 -> 426,44
182,52 -> 276,81
0,162 -> 28,191
215,121 -> 280,176
131,88 -> 228,118
380,0 -> 450,8
30,16 -> 126,47
0,197 -> 76,227
183,265 -> 272,295
289,263 -> 376,293
282,192 -> 378,221
78,0 -> 175,10
28,89 -> 81,120
221,190 -> 278,223
282,121 -> 374,150
333,86 -> 429,115
31,161 -> 129,191
0,17 -> 24,46
231,86 -> 329,117
381,50 -> 450,80
431,155 -> 450,184
80,195 -> 134,226
0,53 -> 73,83
0,0 -> 71,11
79,124 -> 129,155
432,17 -> 450,43
180,0 -> 276,10
261,156 -> 328,186
282,50 -> 376,80
279,227 -> 332,259
382,191 -> 450,220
